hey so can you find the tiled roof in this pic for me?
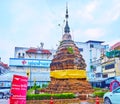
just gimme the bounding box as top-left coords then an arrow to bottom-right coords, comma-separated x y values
26,48 -> 37,53
0,62 -> 9,69
41,49 -> 51,54
26,48 -> 51,54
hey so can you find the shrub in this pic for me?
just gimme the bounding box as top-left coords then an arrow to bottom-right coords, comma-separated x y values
42,83 -> 48,88
27,94 -> 51,100
93,91 -> 106,98
93,87 -> 102,91
27,93 -> 75,100
92,87 -> 109,98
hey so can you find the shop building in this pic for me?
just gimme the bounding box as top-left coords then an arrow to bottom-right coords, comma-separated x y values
9,45 -> 56,88
102,42 -> 120,78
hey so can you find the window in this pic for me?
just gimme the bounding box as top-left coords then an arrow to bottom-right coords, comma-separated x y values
96,73 -> 101,78
103,74 -> 108,78
105,64 -> 115,70
114,88 -> 120,93
22,53 -> 25,58
79,48 -> 83,52
18,53 -> 21,58
90,44 -> 94,48
102,66 -> 104,68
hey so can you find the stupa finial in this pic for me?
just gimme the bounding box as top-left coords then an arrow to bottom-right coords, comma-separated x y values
64,3 -> 70,33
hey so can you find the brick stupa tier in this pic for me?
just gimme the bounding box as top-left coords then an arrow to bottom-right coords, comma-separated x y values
51,38 -> 86,70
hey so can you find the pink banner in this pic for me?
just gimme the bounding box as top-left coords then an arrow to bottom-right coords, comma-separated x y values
10,75 -> 28,104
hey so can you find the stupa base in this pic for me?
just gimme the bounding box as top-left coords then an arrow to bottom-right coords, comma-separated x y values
44,78 -> 94,94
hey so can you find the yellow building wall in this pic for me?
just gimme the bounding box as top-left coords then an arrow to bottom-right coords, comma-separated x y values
102,58 -> 120,77
116,59 -> 120,76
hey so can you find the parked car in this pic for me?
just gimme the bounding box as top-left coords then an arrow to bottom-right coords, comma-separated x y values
0,89 -> 11,99
103,86 -> 120,104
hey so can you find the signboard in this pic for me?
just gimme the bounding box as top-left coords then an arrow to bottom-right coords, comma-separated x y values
110,80 -> 120,92
9,58 -> 51,67
10,75 -> 28,104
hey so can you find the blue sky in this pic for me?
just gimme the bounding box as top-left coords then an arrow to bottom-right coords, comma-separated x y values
0,0 -> 120,64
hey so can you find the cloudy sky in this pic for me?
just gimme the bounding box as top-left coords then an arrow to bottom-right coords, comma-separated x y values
0,0 -> 120,64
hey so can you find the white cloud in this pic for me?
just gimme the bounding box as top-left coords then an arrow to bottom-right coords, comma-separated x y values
96,0 -> 120,24
85,0 -> 98,13
9,0 -> 55,33
105,4 -> 120,22
74,0 -> 100,21
25,21 -> 55,42
84,28 -> 105,39
0,39 -> 14,64
71,0 -> 120,25
107,39 -> 120,47
9,0 -> 56,45
72,29 -> 82,41
72,28 -> 105,42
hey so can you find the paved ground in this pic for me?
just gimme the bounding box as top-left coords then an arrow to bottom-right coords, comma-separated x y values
0,98 -> 9,104
80,101 -> 90,104
0,99 -> 100,104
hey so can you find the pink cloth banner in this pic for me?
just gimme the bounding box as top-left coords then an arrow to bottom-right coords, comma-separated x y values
10,75 -> 28,104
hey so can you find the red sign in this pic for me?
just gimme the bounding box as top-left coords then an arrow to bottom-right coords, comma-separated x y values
22,60 -> 27,65
110,80 -> 120,92
10,75 -> 28,104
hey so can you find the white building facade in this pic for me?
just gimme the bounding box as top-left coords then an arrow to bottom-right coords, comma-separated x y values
75,40 -> 109,81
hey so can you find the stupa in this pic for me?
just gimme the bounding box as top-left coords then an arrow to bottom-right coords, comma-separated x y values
45,5 -> 93,94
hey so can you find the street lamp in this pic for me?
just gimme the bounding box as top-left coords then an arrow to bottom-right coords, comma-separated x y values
26,53 -> 32,89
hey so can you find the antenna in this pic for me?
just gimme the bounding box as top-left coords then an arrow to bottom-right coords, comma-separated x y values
58,20 -> 65,35
40,42 -> 44,49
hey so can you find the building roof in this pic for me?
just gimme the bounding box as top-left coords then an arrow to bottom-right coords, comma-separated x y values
111,42 -> 120,50
26,48 -> 52,54
0,62 -> 9,69
26,48 -> 37,53
86,40 -> 104,43
41,49 -> 52,54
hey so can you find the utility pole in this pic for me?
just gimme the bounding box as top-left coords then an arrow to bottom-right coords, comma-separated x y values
30,65 -> 32,89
